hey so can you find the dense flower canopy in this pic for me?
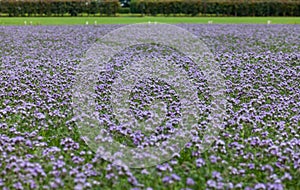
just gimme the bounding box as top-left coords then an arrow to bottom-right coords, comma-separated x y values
0,24 -> 299,189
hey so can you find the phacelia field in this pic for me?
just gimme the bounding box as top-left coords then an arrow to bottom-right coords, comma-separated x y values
0,24 -> 299,190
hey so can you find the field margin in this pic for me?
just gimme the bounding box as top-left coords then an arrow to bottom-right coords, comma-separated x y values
0,17 -> 299,25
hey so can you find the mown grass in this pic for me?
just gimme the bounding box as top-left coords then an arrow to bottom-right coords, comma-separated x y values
0,16 -> 299,25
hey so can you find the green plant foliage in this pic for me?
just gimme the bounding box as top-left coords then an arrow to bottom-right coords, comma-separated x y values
0,0 -> 120,17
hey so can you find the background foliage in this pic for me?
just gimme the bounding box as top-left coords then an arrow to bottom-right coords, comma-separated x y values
0,0 -> 120,16
130,0 -> 300,16
0,0 -> 299,17
0,0 -> 299,16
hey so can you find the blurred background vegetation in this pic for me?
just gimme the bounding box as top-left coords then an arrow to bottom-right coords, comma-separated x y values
0,0 -> 299,17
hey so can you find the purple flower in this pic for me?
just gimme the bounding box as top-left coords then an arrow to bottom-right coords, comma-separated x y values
281,172 -> 292,181
186,178 -> 195,186
13,182 -> 23,190
156,163 -> 172,172
162,176 -> 173,184
196,158 -> 206,167
254,183 -> 266,190
74,184 -> 83,190
212,171 -> 223,181
248,163 -> 255,169
207,179 -> 217,188
171,173 -> 181,181
35,112 -> 45,119
209,155 -> 219,164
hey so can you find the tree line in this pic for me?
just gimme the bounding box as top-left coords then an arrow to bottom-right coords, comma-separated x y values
130,0 -> 300,16
0,0 -> 299,17
0,0 -> 120,16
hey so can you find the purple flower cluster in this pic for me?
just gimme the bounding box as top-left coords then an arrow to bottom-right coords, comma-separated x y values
0,24 -> 299,189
